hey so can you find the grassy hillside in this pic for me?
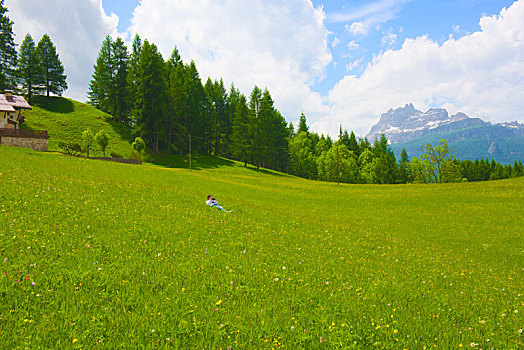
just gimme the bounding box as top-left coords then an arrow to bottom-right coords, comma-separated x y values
20,96 -> 135,158
0,146 -> 523,348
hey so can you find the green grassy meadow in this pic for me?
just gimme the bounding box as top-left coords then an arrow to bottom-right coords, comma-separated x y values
20,96 -> 135,158
0,145 -> 523,349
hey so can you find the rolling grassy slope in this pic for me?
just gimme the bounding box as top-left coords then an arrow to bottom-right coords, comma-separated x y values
0,146 -> 523,348
20,96 -> 135,158
18,96 -> 231,168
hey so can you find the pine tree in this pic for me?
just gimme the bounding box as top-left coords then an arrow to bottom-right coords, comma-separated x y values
135,40 -> 166,153
112,37 -> 128,122
0,0 -> 17,91
258,89 -> 275,168
17,33 -> 40,103
314,135 -> 331,157
126,34 -> 142,126
348,131 -> 359,158
358,137 -> 371,155
184,61 -> 207,153
272,109 -> 290,172
230,85 -> 251,166
297,112 -> 309,134
35,34 -> 67,97
339,129 -> 350,148
248,85 -> 262,170
371,133 -> 398,184
88,36 -> 113,112
287,122 -> 295,138
165,46 -> 183,154
88,36 -> 128,121
258,89 -> 287,170
398,147 -> 410,183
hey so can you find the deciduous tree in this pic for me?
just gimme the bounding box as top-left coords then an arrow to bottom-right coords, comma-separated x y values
132,137 -> 146,163
317,143 -> 358,183
289,131 -> 316,179
82,128 -> 95,157
95,130 -> 110,157
421,139 -> 454,183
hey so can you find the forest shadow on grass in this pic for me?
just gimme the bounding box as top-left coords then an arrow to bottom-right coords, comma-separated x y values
104,117 -> 134,143
244,165 -> 288,177
151,153 -> 237,170
31,96 -> 74,114
150,153 -> 290,176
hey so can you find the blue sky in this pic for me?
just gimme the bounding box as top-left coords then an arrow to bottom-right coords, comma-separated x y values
6,0 -> 523,136
101,0 -> 515,97
314,0 -> 516,93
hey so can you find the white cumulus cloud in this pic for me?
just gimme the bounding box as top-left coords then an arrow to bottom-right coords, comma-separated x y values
6,0 -> 119,102
346,22 -> 369,36
128,0 -> 332,123
314,0 -> 524,138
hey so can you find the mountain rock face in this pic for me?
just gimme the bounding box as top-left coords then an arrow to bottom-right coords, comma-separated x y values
366,104 -> 524,164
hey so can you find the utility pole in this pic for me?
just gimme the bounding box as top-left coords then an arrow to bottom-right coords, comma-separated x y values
189,134 -> 192,172
336,143 -> 340,186
337,122 -> 341,186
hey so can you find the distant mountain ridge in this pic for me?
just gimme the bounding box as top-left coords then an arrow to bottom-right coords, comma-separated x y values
366,104 -> 524,164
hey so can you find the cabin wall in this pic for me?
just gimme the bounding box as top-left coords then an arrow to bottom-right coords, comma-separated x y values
0,111 -> 19,129
0,136 -> 48,151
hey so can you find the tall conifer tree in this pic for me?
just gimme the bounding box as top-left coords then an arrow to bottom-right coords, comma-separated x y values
0,0 -> 17,90
399,147 -> 410,183
112,37 -> 128,122
297,112 -> 309,134
88,36 -> 113,112
35,34 -> 67,97
184,61 -> 207,153
126,34 -> 142,126
230,85 -> 250,166
18,33 -> 39,103
248,86 -> 263,170
165,47 -> 182,153
135,40 -> 166,153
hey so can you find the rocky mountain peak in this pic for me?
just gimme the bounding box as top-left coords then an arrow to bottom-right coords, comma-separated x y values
366,104 -> 479,143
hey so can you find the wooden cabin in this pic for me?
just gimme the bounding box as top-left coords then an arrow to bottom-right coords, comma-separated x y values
0,91 -> 31,129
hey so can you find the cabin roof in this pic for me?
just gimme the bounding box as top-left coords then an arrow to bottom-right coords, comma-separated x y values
0,94 -> 31,112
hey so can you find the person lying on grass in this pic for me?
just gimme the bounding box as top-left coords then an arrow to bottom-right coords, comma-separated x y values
206,195 -> 231,212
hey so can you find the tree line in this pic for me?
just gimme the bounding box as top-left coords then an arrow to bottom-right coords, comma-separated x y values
87,34 -> 289,172
0,1 -> 67,102
288,116 -> 523,184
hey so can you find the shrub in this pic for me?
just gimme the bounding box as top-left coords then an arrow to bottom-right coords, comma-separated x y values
110,151 -> 123,159
58,141 -> 82,156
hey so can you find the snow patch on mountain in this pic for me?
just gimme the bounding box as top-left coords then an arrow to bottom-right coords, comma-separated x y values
365,104 -> 522,144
